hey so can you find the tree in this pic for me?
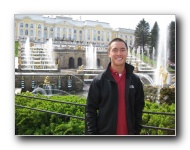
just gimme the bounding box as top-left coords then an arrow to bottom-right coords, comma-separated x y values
150,21 -> 159,59
168,21 -> 175,63
134,18 -> 150,53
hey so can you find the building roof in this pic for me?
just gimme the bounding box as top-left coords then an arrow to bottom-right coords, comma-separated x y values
15,15 -> 112,28
113,28 -> 135,33
84,20 -> 111,28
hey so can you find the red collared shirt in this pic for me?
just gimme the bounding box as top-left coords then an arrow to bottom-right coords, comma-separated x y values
110,67 -> 128,135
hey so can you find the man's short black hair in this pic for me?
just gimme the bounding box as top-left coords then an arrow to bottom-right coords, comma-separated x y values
108,38 -> 128,51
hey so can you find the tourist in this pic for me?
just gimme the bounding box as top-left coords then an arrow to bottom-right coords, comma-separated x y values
86,38 -> 145,135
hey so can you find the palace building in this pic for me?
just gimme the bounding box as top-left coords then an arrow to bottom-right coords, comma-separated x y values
15,15 -> 135,70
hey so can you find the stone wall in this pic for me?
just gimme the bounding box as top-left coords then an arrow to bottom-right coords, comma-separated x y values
15,74 -> 84,92
54,49 -> 110,69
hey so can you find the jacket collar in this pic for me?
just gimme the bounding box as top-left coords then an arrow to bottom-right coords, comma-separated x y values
105,62 -> 134,81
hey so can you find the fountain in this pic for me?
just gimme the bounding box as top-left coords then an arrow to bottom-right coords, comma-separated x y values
20,37 -> 58,71
25,37 -> 30,65
85,44 -> 97,69
32,86 -> 71,96
77,44 -> 104,83
154,19 -> 171,87
31,75 -> 72,96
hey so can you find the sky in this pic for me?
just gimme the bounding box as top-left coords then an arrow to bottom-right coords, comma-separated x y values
46,14 -> 175,30
68,15 -> 175,30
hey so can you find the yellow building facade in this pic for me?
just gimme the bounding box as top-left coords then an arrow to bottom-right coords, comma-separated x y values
15,15 -> 135,47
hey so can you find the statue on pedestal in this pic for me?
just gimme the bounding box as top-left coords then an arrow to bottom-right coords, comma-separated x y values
159,65 -> 168,85
44,76 -> 50,84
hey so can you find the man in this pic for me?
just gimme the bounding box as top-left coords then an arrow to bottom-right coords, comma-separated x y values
86,38 -> 144,135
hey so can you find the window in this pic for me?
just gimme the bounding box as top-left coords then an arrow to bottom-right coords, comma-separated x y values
79,30 -> 82,34
50,27 -> 53,31
44,27 -> 47,30
101,36 -> 104,41
25,23 -> 28,28
30,30 -> 33,36
93,36 -> 96,41
74,35 -> 77,41
44,32 -> 47,39
38,31 -> 41,37
20,29 -> 23,35
98,36 -> 100,41
20,23 -> 23,28
38,24 -> 41,29
30,24 -> 33,28
69,34 -> 71,40
25,30 -> 28,35
107,32 -> 110,42
74,29 -> 77,34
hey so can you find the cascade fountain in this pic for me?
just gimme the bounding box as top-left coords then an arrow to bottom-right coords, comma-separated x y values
16,37 -> 85,95
20,37 -> 58,71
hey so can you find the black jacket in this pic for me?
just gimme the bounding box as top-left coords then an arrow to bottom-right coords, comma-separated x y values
86,62 -> 145,135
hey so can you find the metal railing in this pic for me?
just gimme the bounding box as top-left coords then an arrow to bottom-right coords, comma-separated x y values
15,94 -> 175,135
142,111 -> 175,132
15,94 -> 86,120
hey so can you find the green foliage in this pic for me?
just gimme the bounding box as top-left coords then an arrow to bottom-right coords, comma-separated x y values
134,18 -> 150,50
15,41 -> 18,57
141,101 -> 175,135
168,21 -> 175,63
15,92 -> 86,135
16,92 -> 175,135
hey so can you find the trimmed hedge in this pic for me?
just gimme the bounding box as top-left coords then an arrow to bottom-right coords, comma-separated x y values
15,92 -> 175,135
15,92 -> 86,135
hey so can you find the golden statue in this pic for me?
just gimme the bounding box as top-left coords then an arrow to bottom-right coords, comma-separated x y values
159,65 -> 168,85
21,76 -> 24,80
44,76 -> 50,84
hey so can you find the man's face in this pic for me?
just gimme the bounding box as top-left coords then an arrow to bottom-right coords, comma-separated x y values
108,41 -> 128,67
